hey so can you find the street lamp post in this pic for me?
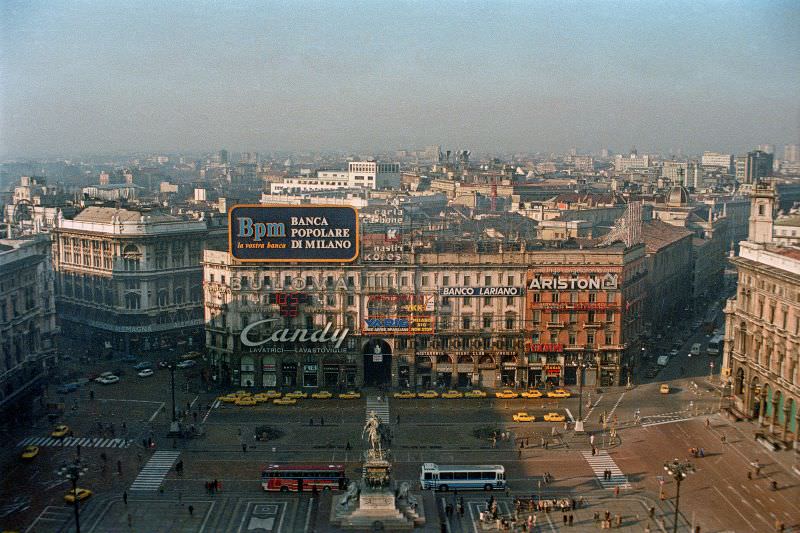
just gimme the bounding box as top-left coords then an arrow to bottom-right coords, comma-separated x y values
58,459 -> 89,533
167,362 -> 180,436
575,360 -> 588,432
663,458 -> 694,533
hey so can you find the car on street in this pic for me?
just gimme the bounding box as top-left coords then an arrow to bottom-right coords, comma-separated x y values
235,396 -> 257,406
543,412 -> 566,422
521,389 -> 543,399
464,389 -> 487,398
95,375 -> 120,385
417,390 -> 439,399
338,391 -> 361,399
660,384 -> 670,394
137,369 -> 154,378
512,412 -> 535,422
51,425 -> 69,438
175,360 -> 197,369
64,488 -> 92,504
252,393 -> 270,403
273,397 -> 297,405
495,389 -> 518,399
311,391 -> 333,399
157,361 -> 170,369
285,390 -> 308,399
218,394 -> 238,403
262,390 -> 282,399
20,445 -> 39,460
393,390 -> 417,399
441,390 -> 463,399
547,389 -> 571,399
180,351 -> 202,360
56,383 -> 80,394
133,362 -> 152,370
669,349 -> 679,357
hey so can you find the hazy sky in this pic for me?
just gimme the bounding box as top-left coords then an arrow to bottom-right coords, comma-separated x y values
1,0 -> 798,157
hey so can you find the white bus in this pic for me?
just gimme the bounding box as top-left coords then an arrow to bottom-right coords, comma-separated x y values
707,335 -> 724,355
419,463 -> 506,492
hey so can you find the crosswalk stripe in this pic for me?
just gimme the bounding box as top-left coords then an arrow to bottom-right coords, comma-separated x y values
581,450 -> 631,489
129,451 -> 181,492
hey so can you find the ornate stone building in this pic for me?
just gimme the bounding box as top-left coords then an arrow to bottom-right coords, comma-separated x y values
52,207 -> 208,355
202,240 -> 647,389
723,181 -> 800,449
0,234 -> 57,425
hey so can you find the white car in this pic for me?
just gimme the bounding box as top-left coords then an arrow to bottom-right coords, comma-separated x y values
669,349 -> 679,357
137,369 -> 154,378
176,360 -> 197,369
95,375 -> 120,385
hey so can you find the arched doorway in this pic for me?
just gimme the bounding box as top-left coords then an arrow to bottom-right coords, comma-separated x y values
416,356 -> 432,388
436,355 -> 452,387
735,368 -> 745,396
363,339 -> 392,386
750,377 -> 761,419
457,355 -> 474,387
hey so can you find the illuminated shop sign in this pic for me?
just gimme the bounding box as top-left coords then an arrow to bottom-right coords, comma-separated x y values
229,205 -> 359,262
229,275 -> 354,292
240,318 -> 348,349
363,242 -> 407,262
438,287 -> 524,297
363,316 -> 434,335
527,273 -> 618,291
529,343 -> 564,352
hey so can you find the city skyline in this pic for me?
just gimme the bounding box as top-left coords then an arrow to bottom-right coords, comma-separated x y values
2,0 -> 799,157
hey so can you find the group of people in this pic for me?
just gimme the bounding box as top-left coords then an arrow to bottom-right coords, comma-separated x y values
689,447 -> 705,458
203,479 -> 222,494
593,510 -> 622,529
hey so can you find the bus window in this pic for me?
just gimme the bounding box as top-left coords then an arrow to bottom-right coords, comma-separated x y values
481,472 -> 493,479
440,472 -> 454,480
454,472 -> 468,480
468,472 -> 482,480
424,472 -> 432,480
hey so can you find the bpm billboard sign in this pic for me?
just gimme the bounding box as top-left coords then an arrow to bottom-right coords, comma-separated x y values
229,205 -> 359,262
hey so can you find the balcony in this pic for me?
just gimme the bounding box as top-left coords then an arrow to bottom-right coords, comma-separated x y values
585,322 -> 602,328
547,321 -> 565,328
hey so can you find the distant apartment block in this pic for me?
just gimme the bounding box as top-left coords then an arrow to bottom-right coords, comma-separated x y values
270,160 -> 400,193
701,151 -> 734,173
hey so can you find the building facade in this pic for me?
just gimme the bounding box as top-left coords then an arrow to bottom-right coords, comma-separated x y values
202,241 -> 647,390
0,234 -> 57,425
723,182 -> 800,449
52,207 -> 208,355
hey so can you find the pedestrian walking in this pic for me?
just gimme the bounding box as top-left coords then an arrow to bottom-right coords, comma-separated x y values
320,416 -> 324,426
568,514 -> 573,526
563,514 -> 568,525
721,433 -> 726,444
705,418 -> 710,429
614,486 -> 620,498
310,417 -> 314,426
396,414 -> 400,425
519,449 -> 522,459
242,443 -> 247,453
123,491 -> 128,505
188,504 -> 194,516
117,459 -> 122,474
346,441 -> 351,450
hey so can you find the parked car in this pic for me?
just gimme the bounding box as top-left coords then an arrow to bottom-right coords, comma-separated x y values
56,383 -> 80,394
137,369 -> 154,378
393,390 -> 416,399
543,412 -> 566,422
175,360 -> 197,369
512,412 -> 535,422
95,375 -> 120,385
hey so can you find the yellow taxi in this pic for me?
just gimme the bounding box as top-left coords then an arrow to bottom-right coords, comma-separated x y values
20,445 -> 39,460
263,390 -> 282,399
218,393 -> 238,403
285,390 -> 308,399
521,389 -> 543,399
51,425 -> 70,438
417,390 -> 439,399
543,412 -> 566,422
547,389 -> 571,399
235,396 -> 257,406
495,389 -> 519,399
512,412 -> 535,422
393,390 -> 416,399
311,391 -> 333,399
660,383 -> 670,394
252,393 -> 270,403
464,389 -> 487,398
338,391 -> 361,399
64,488 -> 92,504
273,397 -> 297,405
442,390 -> 464,399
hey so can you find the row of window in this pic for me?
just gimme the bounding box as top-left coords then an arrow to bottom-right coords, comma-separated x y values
531,331 -> 616,346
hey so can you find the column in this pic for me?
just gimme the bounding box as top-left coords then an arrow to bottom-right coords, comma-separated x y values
770,398 -> 778,433
781,405 -> 790,442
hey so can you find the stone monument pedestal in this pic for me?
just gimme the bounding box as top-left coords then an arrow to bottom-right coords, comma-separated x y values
329,487 -> 426,531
